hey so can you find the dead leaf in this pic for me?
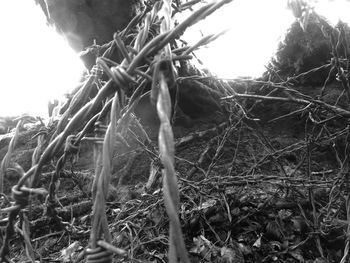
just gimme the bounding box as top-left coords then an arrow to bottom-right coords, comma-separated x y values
221,245 -> 245,263
60,241 -> 82,262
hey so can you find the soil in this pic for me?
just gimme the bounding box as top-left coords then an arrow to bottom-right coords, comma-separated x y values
1,1 -> 349,263
0,77 -> 348,262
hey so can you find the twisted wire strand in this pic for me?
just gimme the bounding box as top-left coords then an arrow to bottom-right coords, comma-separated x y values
0,1 -> 235,260
18,0 -> 232,192
54,71 -> 98,138
31,129 -> 47,168
134,2 -> 162,53
88,66 -> 132,261
90,94 -> 118,240
30,63 -> 131,187
87,56 -> 144,260
86,246 -> 113,263
0,119 -> 46,261
15,213 -> 36,262
0,165 -> 47,261
0,120 -> 23,193
156,1 -> 190,262
157,70 -> 190,263
44,134 -> 79,226
91,122 -> 106,201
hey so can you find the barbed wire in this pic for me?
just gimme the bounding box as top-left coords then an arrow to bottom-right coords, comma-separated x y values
0,0 -> 235,260
156,0 -> 190,262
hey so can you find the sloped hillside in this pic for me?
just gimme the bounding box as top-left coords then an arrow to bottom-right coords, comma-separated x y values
0,1 -> 350,262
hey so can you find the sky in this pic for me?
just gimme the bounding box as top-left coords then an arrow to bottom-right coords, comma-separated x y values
183,0 -> 350,78
0,1 -> 84,117
0,0 -> 349,117
182,0 -> 295,78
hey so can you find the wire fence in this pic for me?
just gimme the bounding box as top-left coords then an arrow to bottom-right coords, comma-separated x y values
0,1 -> 233,262
1,1 -> 350,262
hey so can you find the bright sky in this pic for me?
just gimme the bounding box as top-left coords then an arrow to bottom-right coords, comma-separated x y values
182,0 -> 295,78
0,0 -> 349,117
0,1 -> 84,117
183,0 -> 350,78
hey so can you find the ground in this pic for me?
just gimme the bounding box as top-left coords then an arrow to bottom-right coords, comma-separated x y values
1,75 -> 348,262
1,1 -> 350,262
